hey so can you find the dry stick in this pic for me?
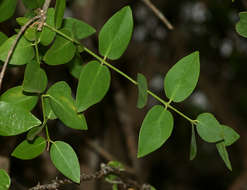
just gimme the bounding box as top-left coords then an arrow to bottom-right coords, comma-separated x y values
141,0 -> 174,30
0,15 -> 41,91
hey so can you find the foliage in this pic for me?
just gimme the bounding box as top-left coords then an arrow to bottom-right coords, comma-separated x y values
0,0 -> 244,187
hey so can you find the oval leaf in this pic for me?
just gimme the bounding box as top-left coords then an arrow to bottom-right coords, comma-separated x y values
62,17 -> 96,40
0,0 -> 17,22
43,29 -> 76,65
0,35 -> 34,65
196,113 -> 223,143
138,105 -> 174,158
50,141 -> 80,183
23,60 -> 48,93
236,12 -> 247,38
0,101 -> 41,136
216,141 -> 232,171
54,0 -> 66,29
67,54 -> 83,79
47,81 -> 87,130
0,169 -> 11,190
137,73 -> 148,109
99,6 -> 133,60
76,61 -> 111,112
164,51 -> 200,102
11,136 -> 46,160
0,32 -> 8,46
222,125 -> 240,146
190,125 -> 197,160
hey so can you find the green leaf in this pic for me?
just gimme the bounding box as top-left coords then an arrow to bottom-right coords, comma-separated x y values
99,6 -> 133,60
138,105 -> 174,158
43,98 -> 57,120
236,12 -> 247,38
76,61 -> 111,112
50,141 -> 80,183
16,17 -> 29,26
216,141 -> 232,171
11,136 -> 46,160
0,169 -> 11,190
43,29 -> 76,65
137,73 -> 148,109
196,113 -> 223,143
22,0 -> 45,9
105,161 -> 124,184
164,51 -> 200,102
39,8 -> 56,46
0,0 -> 18,22
24,27 -> 37,41
190,125 -> 197,160
54,0 -> 66,29
67,54 -> 83,79
47,81 -> 87,130
0,86 -> 38,111
222,125 -> 240,146
0,35 -> 34,65
62,17 -> 96,40
0,32 -> 8,46
0,101 -> 41,136
23,60 -> 48,93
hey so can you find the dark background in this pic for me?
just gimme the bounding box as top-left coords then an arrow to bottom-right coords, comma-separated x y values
0,0 -> 247,189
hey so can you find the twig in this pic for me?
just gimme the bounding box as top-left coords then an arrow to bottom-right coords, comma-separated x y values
141,0 -> 174,30
37,0 -> 52,31
29,163 -> 151,190
0,15 -> 40,91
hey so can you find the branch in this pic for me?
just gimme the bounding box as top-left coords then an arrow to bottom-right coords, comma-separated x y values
29,163 -> 152,190
141,0 -> 174,30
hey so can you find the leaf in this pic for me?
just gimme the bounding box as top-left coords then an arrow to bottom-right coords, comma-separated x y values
98,6 -> 133,60
76,61 -> 111,112
0,0 -> 18,22
24,27 -> 37,41
0,169 -> 11,190
0,32 -> 8,46
39,8 -> 56,46
137,73 -> 148,109
43,98 -> 57,120
0,86 -> 38,111
67,54 -> 84,79
54,0 -> 66,29
11,136 -> 46,160
22,0 -> 45,9
47,81 -> 87,130
62,17 -> 96,40
16,17 -> 29,26
216,141 -> 232,171
138,105 -> 174,158
43,29 -> 76,65
23,60 -> 48,93
50,141 -> 80,183
105,161 -> 125,184
164,51 -> 200,102
222,125 -> 240,146
190,125 -> 197,160
196,113 -> 223,143
236,12 -> 247,38
0,101 -> 41,136
0,35 -> 34,65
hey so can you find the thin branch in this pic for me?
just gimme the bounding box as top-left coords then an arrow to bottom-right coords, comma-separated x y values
37,0 -> 52,31
29,163 -> 152,190
141,0 -> 174,30
0,15 -> 40,91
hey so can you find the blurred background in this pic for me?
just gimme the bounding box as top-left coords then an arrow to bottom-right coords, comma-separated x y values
0,0 -> 247,189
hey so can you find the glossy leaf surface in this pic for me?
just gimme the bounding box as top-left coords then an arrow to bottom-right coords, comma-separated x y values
0,101 -> 41,136
50,141 -> 80,183
23,60 -> 48,93
236,12 -> 247,38
43,97 -> 57,120
62,17 -> 96,40
43,29 -> 76,65
137,73 -> 148,109
138,105 -> 174,157
0,0 -> 18,22
196,113 -> 223,143
11,136 -> 46,160
76,61 -> 111,112
222,125 -> 240,146
54,0 -> 65,29
190,125 -> 197,160
216,141 -> 232,171
99,6 -> 133,60
0,86 -> 38,111
164,51 -> 200,102
47,81 -> 87,130
0,35 -> 34,65
0,169 -> 10,190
